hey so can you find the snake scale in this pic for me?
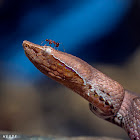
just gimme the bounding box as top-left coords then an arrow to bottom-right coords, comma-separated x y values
22,40 -> 140,140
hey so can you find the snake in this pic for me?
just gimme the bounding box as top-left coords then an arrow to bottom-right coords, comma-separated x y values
22,40 -> 140,140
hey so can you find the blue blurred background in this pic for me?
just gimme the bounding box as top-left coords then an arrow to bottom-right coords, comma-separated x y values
0,0 -> 140,139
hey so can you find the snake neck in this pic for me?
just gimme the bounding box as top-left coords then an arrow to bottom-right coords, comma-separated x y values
106,90 -> 136,127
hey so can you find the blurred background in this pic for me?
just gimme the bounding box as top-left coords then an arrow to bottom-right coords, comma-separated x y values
0,0 -> 140,139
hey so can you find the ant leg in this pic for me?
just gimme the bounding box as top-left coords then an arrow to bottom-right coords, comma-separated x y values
62,44 -> 65,52
49,42 -> 52,47
41,40 -> 45,45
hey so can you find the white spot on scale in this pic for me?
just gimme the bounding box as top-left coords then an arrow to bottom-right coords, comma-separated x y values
45,47 -> 52,54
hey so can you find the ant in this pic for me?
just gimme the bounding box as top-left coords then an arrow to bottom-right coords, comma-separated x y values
45,39 -> 60,48
41,39 -> 65,51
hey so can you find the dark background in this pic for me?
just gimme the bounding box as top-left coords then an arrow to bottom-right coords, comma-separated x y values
0,0 -> 140,139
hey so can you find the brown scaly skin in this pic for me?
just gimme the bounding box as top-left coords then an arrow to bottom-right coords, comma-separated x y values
23,40 -> 140,140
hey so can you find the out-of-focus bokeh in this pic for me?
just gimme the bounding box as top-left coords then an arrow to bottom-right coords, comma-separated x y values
0,0 -> 140,139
